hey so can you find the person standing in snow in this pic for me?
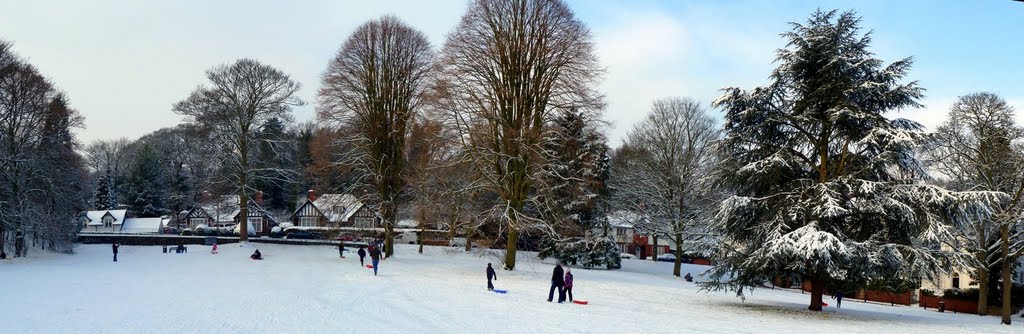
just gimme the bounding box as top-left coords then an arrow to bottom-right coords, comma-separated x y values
338,242 -> 346,258
1,249 -> 7,259
835,290 -> 844,309
369,245 -> 382,276
564,269 -> 574,302
112,242 -> 120,262
548,262 -> 566,303
211,243 -> 219,254
486,263 -> 497,291
357,246 -> 367,266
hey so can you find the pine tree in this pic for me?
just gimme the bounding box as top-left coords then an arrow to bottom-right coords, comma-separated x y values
124,144 -> 167,217
703,9 -> 1002,311
536,109 -> 619,269
93,169 -> 119,210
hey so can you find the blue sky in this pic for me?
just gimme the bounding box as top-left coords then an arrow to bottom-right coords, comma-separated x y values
0,0 -> 1020,145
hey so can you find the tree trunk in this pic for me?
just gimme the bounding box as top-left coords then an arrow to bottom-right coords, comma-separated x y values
651,235 -> 659,261
808,275 -> 824,311
673,232 -> 683,277
238,139 -> 249,242
381,201 -> 395,258
978,258 -> 989,316
1002,224 -> 1012,325
504,225 -> 519,270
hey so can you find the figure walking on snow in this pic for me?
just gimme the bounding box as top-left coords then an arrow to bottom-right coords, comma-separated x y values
369,245 -> 382,275
548,262 -> 566,303
338,242 -> 346,258
833,290 -> 844,309
564,269 -> 574,302
112,242 -> 119,262
357,246 -> 367,266
487,263 -> 497,290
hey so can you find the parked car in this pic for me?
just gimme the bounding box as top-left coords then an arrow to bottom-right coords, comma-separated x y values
394,231 -> 418,245
285,230 -> 322,240
620,253 -> 637,260
656,253 -> 676,262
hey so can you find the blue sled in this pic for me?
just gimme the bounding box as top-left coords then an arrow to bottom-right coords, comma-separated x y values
493,289 -> 508,294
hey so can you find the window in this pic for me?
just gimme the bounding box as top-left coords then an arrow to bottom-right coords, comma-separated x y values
952,273 -> 961,289
102,216 -> 114,227
249,217 -> 262,232
190,218 -> 206,229
333,206 -> 346,214
616,228 -> 627,236
300,217 -> 317,227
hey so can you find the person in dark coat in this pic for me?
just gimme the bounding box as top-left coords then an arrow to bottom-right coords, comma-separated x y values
835,290 -> 844,308
112,243 -> 119,262
548,262 -> 566,302
369,246 -> 382,276
684,273 -> 693,282
250,249 -> 262,260
1,249 -> 7,259
357,246 -> 367,266
338,242 -> 346,258
486,263 -> 497,291
564,269 -> 574,302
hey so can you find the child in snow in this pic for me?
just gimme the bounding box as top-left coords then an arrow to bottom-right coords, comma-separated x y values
250,249 -> 262,260
684,273 -> 693,282
211,243 -> 219,254
369,245 -> 382,275
357,246 -> 367,266
564,269 -> 574,302
487,263 -> 497,290
834,290 -> 844,308
112,242 -> 119,262
338,242 -> 346,258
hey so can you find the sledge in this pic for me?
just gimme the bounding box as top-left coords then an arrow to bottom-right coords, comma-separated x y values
365,265 -> 373,269
572,300 -> 588,305
821,302 -> 829,307
493,289 -> 508,294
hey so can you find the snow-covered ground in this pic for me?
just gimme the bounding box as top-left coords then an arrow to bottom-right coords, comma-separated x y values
1,244 -> 1021,334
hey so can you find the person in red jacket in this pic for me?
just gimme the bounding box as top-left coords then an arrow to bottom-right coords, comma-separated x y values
211,243 -> 219,254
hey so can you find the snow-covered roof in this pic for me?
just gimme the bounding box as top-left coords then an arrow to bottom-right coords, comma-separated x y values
119,218 -> 163,234
607,211 -> 642,228
312,194 -> 365,223
83,210 -> 127,226
397,219 -> 419,228
201,195 -> 240,223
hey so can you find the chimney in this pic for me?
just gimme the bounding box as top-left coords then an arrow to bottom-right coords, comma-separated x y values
255,191 -> 264,206
308,189 -> 317,202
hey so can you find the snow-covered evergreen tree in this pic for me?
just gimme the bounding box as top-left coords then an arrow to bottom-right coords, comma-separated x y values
93,169 -> 119,210
536,108 -> 619,269
124,144 -> 167,217
703,9 -> 1003,311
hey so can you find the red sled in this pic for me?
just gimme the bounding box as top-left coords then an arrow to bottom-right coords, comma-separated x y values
572,300 -> 588,305
366,265 -> 373,268
822,302 -> 829,307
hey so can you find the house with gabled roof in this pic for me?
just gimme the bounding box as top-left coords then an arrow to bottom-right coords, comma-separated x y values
79,209 -> 128,233
290,190 -> 377,228
180,206 -> 214,230
232,195 -> 277,236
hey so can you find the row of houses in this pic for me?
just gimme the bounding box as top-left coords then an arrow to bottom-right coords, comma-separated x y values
80,190 -> 378,236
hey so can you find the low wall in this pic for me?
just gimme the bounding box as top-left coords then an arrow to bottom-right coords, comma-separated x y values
919,291 -> 979,314
798,281 -> 911,305
77,234 -> 239,246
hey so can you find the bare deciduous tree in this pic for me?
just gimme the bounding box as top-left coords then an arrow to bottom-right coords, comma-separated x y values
173,59 -> 303,242
924,92 -> 1024,323
612,97 -> 719,276
441,0 -> 604,270
318,15 -> 435,257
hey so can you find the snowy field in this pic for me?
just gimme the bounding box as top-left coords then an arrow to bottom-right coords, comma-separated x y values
1,244 -> 1022,334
